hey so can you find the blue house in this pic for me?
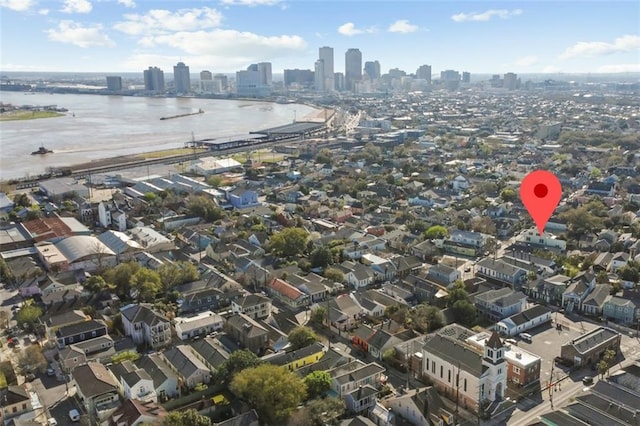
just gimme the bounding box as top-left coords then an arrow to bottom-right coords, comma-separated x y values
227,188 -> 260,209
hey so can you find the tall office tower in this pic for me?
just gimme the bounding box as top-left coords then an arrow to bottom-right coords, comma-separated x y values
364,61 -> 381,80
200,70 -> 214,93
173,62 -> 191,94
143,66 -> 165,92
462,71 -> 471,83
284,69 -> 314,87
345,48 -> 362,91
388,68 -> 406,79
314,60 -> 325,92
491,74 -> 502,87
106,76 -> 122,91
440,69 -> 461,90
503,72 -> 518,90
257,62 -> 273,86
334,72 -> 345,91
415,64 -> 432,84
214,74 -> 228,91
319,46 -> 334,91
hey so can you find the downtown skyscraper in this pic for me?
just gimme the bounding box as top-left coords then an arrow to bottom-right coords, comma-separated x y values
173,62 -> 191,94
318,46 -> 334,92
345,48 -> 362,92
143,66 -> 165,92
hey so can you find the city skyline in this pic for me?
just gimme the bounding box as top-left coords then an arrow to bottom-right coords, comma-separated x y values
1,1 -> 639,75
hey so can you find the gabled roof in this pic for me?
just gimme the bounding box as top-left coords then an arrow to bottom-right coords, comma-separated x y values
135,354 -> 177,388
120,304 -> 168,327
109,398 -> 167,426
162,345 -> 209,378
73,362 -> 118,398
268,278 -> 306,301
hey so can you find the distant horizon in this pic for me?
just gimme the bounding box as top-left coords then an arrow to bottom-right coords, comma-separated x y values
1,1 -> 638,75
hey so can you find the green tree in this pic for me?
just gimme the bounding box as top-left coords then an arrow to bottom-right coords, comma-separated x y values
306,397 -> 345,426
451,300 -> 477,327
362,143 -> 382,163
129,268 -> 162,301
231,364 -> 306,425
15,301 -> 42,331
310,246 -> 332,268
206,175 -> 224,188
424,225 -> 449,240
158,261 -> 200,290
310,306 -> 327,325
103,261 -> 142,297
13,193 -> 31,208
288,326 -> 318,350
111,350 -> 140,364
18,345 -> 47,373
217,349 -> 262,382
187,195 -> 224,222
269,227 -> 309,257
324,267 -> 344,283
446,281 -> 470,307
500,188 -> 517,202
316,148 -> 333,165
85,275 -> 110,293
304,371 -> 332,399
407,220 -> 428,235
410,304 -> 444,333
163,409 -> 212,426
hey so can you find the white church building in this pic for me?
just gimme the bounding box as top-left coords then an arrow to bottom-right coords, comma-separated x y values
421,325 -> 507,412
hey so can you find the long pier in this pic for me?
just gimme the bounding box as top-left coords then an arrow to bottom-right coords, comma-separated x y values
160,109 -> 204,120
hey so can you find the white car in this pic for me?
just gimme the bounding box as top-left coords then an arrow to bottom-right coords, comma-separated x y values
69,409 -> 80,422
47,418 -> 58,426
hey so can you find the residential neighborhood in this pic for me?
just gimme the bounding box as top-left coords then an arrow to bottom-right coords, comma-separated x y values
1,82 -> 639,426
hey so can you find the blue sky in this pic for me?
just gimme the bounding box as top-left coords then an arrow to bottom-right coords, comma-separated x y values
1,0 -> 639,75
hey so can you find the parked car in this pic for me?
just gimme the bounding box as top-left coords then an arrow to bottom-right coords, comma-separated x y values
25,373 -> 36,382
47,418 -> 58,426
46,365 -> 56,376
28,334 -> 38,344
69,409 -> 80,422
519,332 -> 533,342
583,376 -> 594,386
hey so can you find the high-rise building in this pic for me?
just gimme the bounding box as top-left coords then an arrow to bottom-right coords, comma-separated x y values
173,62 -> 191,94
503,72 -> 518,90
314,60 -> 325,92
200,70 -> 214,93
415,65 -> 432,84
345,48 -> 362,92
236,64 -> 271,97
106,76 -> 122,91
462,71 -> 471,83
214,74 -> 228,91
364,61 -> 381,80
440,69 -> 461,91
143,66 -> 165,92
319,46 -> 334,92
257,62 -> 272,86
334,72 -> 345,91
283,69 -> 314,87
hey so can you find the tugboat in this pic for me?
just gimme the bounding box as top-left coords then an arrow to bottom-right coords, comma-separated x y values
31,145 -> 53,155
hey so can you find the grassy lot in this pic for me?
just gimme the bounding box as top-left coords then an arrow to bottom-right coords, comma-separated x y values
142,147 -> 208,159
0,110 -> 64,121
231,151 -> 285,164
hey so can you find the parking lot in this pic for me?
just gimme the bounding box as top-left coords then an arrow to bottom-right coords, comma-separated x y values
513,314 -> 598,383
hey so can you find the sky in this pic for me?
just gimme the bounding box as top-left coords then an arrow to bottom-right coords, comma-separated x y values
1,0 -> 639,75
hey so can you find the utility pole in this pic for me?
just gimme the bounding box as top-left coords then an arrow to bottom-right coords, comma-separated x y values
549,361 -> 555,410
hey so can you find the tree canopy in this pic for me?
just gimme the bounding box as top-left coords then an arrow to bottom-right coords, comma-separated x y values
163,409 -> 211,426
216,349 -> 262,382
158,261 -> 200,290
231,364 -> 306,425
187,195 -> 224,222
16,301 -> 42,331
269,227 -> 309,258
424,225 -> 449,239
304,371 -> 332,399
288,326 -> 318,350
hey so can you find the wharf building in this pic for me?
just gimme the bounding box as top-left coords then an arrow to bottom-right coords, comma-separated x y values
143,66 -> 165,92
105,76 -> 122,91
173,62 -> 191,94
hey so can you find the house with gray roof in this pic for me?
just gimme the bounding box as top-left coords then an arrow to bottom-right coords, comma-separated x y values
135,353 -> 180,401
72,362 -> 120,421
603,296 -> 639,325
108,360 -> 156,403
495,304 -> 552,336
476,258 -> 527,289
120,304 -> 171,350
161,345 -> 211,389
474,287 -> 527,323
328,359 -> 386,397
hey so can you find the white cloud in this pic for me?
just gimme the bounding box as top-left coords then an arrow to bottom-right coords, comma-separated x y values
388,19 -> 418,34
515,55 -> 539,67
451,9 -> 522,22
337,22 -> 376,36
61,0 -> 92,14
597,63 -> 640,73
137,29 -> 306,59
559,35 -> 640,59
114,7 -> 223,35
220,0 -> 281,5
542,65 -> 561,73
38,8 -> 49,15
0,0 -> 35,11
117,0 -> 135,8
47,21 -> 115,48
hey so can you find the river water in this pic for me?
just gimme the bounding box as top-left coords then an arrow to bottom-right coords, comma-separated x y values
0,92 -> 315,180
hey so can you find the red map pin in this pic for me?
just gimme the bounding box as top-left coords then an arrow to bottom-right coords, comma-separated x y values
520,170 -> 562,236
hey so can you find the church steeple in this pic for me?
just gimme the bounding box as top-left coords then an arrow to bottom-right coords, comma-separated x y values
483,331 -> 505,365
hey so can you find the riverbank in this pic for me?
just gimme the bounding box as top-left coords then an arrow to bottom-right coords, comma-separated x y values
0,110 -> 64,121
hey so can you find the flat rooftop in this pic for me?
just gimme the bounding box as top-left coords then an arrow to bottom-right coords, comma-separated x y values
252,121 -> 324,135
